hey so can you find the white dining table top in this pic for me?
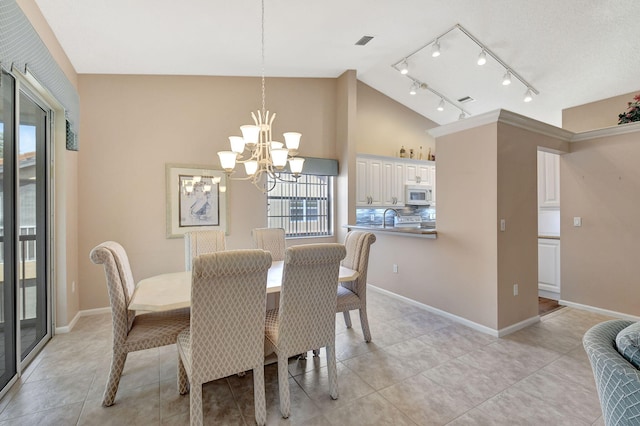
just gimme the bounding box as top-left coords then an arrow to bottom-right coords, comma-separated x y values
129,260 -> 359,312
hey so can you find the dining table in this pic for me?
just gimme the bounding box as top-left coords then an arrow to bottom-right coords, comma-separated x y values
129,260 -> 359,312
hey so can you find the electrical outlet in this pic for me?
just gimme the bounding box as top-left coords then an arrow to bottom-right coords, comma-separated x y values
370,214 -> 375,221
513,283 -> 518,296
393,264 -> 398,273
72,281 -> 76,293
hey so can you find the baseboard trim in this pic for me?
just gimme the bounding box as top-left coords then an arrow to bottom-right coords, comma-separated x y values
369,285 -> 512,337
559,299 -> 640,322
55,307 -> 111,334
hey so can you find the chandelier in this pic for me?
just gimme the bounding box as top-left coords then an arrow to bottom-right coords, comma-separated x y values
217,0 -> 304,193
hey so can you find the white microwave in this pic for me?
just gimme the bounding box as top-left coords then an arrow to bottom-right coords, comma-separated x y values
405,184 -> 432,206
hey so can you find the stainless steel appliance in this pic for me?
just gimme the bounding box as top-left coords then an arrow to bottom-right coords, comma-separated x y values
405,184 -> 432,206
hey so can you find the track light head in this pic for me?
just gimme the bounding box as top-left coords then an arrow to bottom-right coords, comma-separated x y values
437,99 -> 445,111
458,111 -> 466,120
409,82 -> 418,95
502,71 -> 512,86
523,88 -> 533,102
399,60 -> 409,75
477,50 -> 487,66
431,40 -> 441,57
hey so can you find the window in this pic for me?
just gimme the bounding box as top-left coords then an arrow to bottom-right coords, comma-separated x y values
267,173 -> 331,237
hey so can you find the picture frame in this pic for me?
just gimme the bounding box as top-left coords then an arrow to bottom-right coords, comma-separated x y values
165,163 -> 228,238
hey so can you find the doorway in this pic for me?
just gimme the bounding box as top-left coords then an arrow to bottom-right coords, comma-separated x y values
0,68 -> 52,395
537,150 -> 561,303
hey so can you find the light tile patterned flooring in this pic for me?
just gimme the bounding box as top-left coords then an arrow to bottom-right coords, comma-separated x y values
0,290 -> 611,425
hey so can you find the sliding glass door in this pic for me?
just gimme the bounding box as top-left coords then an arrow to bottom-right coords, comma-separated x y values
0,69 -> 18,392
0,68 -> 51,394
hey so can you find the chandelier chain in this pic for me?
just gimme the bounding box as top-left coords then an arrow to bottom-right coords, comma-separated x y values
261,0 -> 266,118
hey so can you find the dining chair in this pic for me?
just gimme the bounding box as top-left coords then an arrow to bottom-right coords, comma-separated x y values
336,231 -> 376,342
184,230 -> 226,271
89,241 -> 190,407
252,227 -> 285,261
176,249 -> 272,426
264,243 -> 346,418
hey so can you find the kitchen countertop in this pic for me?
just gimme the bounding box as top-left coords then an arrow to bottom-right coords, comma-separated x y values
346,224 -> 437,239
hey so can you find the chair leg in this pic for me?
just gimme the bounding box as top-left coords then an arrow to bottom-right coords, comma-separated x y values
102,351 -> 127,407
253,365 -> 266,426
342,310 -> 352,328
177,356 -> 189,395
359,307 -> 372,343
326,344 -> 339,400
190,382 -> 203,426
277,353 -> 291,419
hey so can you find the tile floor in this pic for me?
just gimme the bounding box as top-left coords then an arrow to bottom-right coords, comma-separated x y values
0,289 -> 611,425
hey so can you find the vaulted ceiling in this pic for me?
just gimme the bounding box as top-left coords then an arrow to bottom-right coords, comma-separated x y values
35,0 -> 640,127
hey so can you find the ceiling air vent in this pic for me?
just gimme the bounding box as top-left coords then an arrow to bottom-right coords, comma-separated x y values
355,36 -> 374,46
457,96 -> 475,103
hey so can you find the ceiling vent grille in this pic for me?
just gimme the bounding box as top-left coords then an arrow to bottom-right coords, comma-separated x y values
457,96 -> 475,103
355,36 -> 374,46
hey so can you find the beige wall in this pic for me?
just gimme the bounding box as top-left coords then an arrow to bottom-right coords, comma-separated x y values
368,123 -> 501,329
561,128 -> 640,316
563,90 -> 640,132
78,74 -> 338,310
356,82 -> 437,157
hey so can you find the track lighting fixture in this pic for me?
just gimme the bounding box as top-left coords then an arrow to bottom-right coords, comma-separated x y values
523,88 -> 533,103
409,82 -> 418,95
437,99 -> 445,111
399,60 -> 409,75
431,40 -> 440,57
502,71 -> 512,86
477,50 -> 487,66
458,111 -> 466,120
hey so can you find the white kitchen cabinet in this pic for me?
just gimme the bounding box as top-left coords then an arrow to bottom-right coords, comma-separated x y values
356,156 -> 383,206
357,154 -> 435,207
538,238 -> 561,299
537,151 -> 560,209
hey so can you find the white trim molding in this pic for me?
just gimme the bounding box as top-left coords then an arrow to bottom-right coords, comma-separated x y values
570,120 -> 640,142
559,300 -> 640,322
368,284 -> 539,337
55,307 -> 111,334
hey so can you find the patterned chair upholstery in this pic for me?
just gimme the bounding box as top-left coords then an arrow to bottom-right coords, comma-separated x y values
176,249 -> 272,426
336,231 -> 376,342
583,320 -> 640,425
252,227 -> 286,261
264,243 -> 346,419
89,241 -> 190,407
184,230 -> 226,271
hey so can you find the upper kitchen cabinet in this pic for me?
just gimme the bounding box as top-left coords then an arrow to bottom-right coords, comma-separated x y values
537,151 -> 560,209
356,156 -> 383,206
357,154 -> 435,207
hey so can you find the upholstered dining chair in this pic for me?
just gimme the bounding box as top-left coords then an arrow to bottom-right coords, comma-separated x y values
177,249 -> 272,426
252,227 -> 285,261
264,243 -> 346,419
184,230 -> 226,271
89,241 -> 190,407
336,231 -> 376,342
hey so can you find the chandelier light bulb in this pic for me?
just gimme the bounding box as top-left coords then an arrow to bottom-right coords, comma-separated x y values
432,40 -> 441,57
437,99 -> 445,111
283,132 -> 301,150
229,136 -> 246,154
502,71 -> 512,86
477,50 -> 487,66
244,160 -> 258,176
524,88 -> 533,102
218,151 -> 237,172
399,60 -> 409,75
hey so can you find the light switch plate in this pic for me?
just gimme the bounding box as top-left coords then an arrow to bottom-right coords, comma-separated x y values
573,217 -> 582,227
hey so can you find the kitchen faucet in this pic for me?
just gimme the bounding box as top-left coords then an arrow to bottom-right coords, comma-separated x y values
382,208 -> 398,228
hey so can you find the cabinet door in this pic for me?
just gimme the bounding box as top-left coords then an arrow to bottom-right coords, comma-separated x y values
393,162 -> 406,205
405,163 -> 430,185
355,158 -> 370,206
368,159 -> 383,205
538,151 -> 560,208
538,238 -> 561,295
429,165 -> 436,205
